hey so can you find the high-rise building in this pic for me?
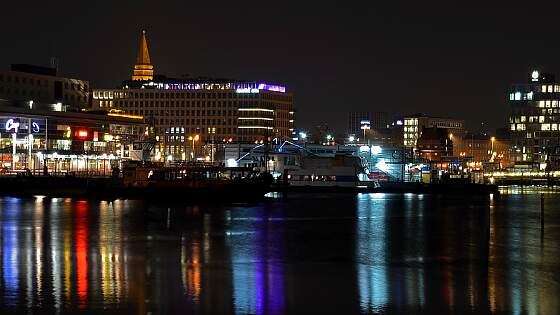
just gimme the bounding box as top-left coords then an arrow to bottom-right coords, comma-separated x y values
509,70 -> 560,168
93,31 -> 295,160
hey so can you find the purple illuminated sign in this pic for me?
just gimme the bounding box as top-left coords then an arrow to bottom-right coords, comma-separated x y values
151,81 -> 286,93
257,83 -> 286,93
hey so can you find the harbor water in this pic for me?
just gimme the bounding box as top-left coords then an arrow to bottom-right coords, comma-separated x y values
0,190 -> 559,314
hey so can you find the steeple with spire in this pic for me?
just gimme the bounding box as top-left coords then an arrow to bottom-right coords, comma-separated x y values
132,30 -> 154,81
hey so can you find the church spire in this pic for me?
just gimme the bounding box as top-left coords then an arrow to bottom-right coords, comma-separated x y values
132,30 -> 154,81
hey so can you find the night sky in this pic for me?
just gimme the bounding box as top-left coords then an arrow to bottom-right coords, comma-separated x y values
2,1 -> 560,134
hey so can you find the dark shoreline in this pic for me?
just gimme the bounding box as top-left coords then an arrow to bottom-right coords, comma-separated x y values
0,176 -> 501,200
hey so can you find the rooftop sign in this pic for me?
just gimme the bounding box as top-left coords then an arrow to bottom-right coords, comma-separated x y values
144,82 -> 286,93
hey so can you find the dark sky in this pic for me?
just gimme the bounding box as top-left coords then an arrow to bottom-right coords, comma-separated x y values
2,1 -> 560,133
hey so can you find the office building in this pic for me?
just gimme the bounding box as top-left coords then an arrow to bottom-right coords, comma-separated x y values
93,30 -> 295,160
509,70 -> 560,169
403,115 -> 465,151
0,64 -> 90,110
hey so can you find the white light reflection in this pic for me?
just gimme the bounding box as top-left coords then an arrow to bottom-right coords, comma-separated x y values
50,200 -> 62,311
357,193 -> 388,312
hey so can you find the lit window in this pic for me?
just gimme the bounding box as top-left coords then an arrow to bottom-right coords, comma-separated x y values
539,116 -> 545,123
541,124 -> 551,131
510,124 -> 515,131
549,85 -> 554,93
552,124 -> 558,131
553,100 -> 558,107
514,92 -> 521,100
542,85 -> 547,92
539,100 -> 545,108
520,116 -> 526,122
546,100 -> 551,107
527,92 -> 533,100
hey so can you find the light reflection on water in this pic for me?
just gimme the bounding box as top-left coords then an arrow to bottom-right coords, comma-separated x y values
0,193 -> 557,314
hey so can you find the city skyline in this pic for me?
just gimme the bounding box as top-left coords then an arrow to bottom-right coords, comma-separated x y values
3,2 -> 560,133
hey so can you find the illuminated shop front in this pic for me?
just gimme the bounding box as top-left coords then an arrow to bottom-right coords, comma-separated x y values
0,107 -> 145,174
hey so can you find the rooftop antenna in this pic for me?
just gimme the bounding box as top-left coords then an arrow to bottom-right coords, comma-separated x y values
50,57 -> 59,74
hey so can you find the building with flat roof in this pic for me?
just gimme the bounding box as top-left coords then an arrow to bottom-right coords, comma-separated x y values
0,64 -> 90,110
509,70 -> 560,169
403,115 -> 465,153
0,63 -> 145,173
93,30 -> 295,161
0,102 -> 145,174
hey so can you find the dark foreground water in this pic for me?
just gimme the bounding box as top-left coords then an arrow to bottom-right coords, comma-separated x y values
0,192 -> 559,314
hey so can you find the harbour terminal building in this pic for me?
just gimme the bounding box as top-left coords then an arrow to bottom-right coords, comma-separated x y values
0,64 -> 146,174
93,30 -> 295,161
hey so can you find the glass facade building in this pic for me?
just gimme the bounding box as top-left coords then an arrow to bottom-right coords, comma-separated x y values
509,71 -> 560,168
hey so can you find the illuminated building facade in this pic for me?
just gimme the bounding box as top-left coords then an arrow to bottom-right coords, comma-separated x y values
0,64 -> 90,110
509,70 -> 560,168
93,31 -> 295,160
403,115 -> 465,151
0,103 -> 144,173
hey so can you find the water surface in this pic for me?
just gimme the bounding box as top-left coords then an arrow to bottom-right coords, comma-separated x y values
0,192 -> 558,314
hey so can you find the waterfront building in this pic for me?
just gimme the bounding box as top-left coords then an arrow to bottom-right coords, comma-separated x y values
0,103 -> 145,174
416,127 -> 453,161
0,64 -> 145,173
403,115 -> 465,152
0,64 -> 89,110
509,70 -> 560,169
93,30 -> 295,161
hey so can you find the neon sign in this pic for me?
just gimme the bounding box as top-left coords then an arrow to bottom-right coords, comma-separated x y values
148,81 -> 287,93
5,119 -> 19,133
32,122 -> 40,133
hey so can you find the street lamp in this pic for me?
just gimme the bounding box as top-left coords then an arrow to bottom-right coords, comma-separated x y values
188,134 -> 199,160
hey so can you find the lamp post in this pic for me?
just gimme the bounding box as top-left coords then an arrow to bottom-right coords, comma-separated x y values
188,134 -> 199,161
